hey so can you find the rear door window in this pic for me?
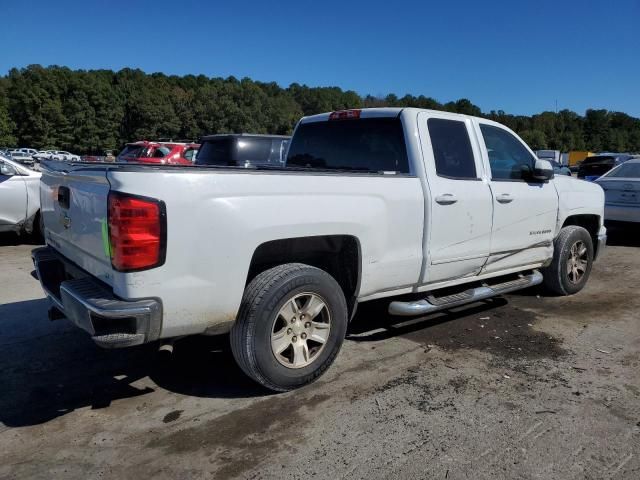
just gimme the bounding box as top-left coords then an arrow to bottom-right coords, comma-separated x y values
287,118 -> 410,173
427,118 -> 477,179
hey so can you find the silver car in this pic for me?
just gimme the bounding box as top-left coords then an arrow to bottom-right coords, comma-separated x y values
0,155 -> 43,236
595,159 -> 640,223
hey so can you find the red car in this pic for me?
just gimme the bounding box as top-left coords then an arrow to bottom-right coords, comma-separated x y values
117,141 -> 200,165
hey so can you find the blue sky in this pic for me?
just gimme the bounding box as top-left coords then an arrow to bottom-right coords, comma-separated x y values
2,0 -> 639,116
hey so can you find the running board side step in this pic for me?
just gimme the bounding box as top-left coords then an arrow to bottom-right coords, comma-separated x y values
388,270 -> 543,317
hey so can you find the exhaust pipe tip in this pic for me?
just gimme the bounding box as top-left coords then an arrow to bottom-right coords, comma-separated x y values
157,340 -> 175,364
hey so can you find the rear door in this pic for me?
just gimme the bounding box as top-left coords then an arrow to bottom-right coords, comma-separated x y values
417,112 -> 493,284
40,162 -> 114,284
476,121 -> 558,274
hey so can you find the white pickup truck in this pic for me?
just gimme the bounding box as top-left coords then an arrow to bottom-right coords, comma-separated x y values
33,108 -> 606,391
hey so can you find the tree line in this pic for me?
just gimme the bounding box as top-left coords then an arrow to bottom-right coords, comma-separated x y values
1,65 -> 639,154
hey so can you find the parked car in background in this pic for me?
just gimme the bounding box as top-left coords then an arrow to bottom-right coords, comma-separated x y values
10,148 -> 38,157
549,159 -> 572,176
568,151 -> 594,171
8,149 -> 37,166
116,141 -> 199,165
33,108 -> 605,391
195,134 -> 290,167
577,153 -> 636,181
0,154 -> 42,237
595,159 -> 640,224
536,150 -> 561,163
34,151 -> 56,160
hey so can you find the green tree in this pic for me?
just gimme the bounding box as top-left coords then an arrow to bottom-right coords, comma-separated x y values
520,130 -> 547,150
0,78 -> 16,146
1,65 -> 639,155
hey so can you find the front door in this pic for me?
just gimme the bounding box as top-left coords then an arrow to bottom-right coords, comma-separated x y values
418,112 -> 493,284
475,121 -> 559,274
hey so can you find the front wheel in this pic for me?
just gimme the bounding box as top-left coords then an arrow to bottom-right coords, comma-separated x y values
542,226 -> 594,295
230,263 -> 348,392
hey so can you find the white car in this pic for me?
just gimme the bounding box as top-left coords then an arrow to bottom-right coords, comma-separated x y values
0,155 -> 42,236
34,150 -> 81,162
53,151 -> 81,162
33,108 -> 606,391
595,159 -> 640,223
7,148 -> 37,166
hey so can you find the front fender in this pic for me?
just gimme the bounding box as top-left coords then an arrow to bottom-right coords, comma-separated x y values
553,176 -> 605,234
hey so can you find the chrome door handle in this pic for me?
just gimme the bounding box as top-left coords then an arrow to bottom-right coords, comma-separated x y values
496,193 -> 513,204
435,193 -> 458,205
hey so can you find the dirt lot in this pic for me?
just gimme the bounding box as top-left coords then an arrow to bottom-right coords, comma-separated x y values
1,227 -> 639,480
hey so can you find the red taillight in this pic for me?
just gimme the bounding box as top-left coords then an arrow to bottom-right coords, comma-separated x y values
108,192 -> 166,272
329,109 -> 361,120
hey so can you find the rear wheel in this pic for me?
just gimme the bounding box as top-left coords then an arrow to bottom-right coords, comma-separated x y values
542,226 -> 594,295
31,211 -> 45,243
230,263 -> 348,392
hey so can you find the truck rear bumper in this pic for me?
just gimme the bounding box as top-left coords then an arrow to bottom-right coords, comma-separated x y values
32,247 -> 162,348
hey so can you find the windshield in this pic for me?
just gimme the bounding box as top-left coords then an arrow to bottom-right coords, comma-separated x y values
582,156 -> 615,165
287,118 -> 409,173
118,144 -> 146,160
606,162 -> 640,178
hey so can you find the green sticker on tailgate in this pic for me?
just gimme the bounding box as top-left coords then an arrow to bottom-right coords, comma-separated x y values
101,219 -> 112,259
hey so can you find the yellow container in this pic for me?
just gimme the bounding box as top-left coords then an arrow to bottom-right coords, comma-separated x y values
568,151 -> 594,166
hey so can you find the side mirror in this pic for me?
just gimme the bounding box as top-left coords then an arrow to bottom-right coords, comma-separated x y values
0,161 -> 15,176
533,159 -> 554,181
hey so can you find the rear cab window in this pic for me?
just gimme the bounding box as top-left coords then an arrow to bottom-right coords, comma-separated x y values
286,117 -> 410,174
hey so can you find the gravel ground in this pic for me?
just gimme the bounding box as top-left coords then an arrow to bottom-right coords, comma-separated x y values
0,226 -> 638,480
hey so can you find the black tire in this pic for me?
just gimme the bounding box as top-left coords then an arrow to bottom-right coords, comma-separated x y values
30,211 -> 45,244
37,211 -> 45,240
542,226 -> 594,295
230,263 -> 348,392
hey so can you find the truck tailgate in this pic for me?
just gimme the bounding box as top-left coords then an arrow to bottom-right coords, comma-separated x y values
40,162 -> 114,285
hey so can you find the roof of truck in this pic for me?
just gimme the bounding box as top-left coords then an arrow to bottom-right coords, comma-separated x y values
299,107 -> 489,124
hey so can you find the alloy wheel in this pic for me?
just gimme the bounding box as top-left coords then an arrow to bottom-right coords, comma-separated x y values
271,292 -> 331,369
